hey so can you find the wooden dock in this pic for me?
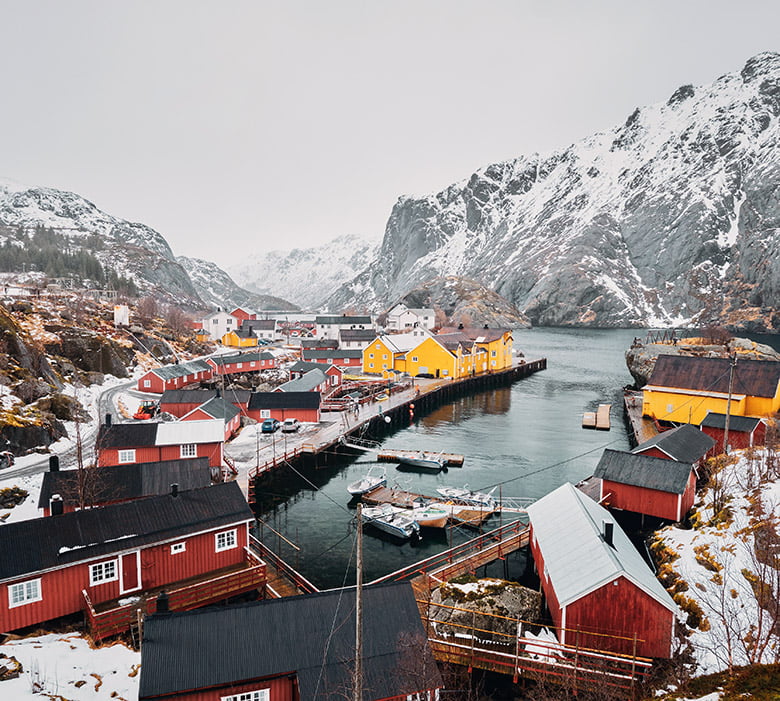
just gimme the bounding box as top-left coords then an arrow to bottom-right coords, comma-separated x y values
583,403 -> 611,430
377,449 -> 464,467
623,390 -> 657,445
362,485 -> 495,527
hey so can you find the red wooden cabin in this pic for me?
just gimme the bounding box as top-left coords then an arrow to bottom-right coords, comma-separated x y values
247,392 -> 321,423
160,389 -> 218,418
301,348 -> 363,368
181,397 -> 242,440
96,419 -> 224,468
0,482 -> 264,642
526,483 -> 676,659
229,307 -> 256,322
700,411 -> 767,455
594,449 -> 696,522
275,367 -> 328,394
300,338 -> 339,351
289,359 -> 343,388
631,423 -> 714,468
137,360 -> 213,394
206,350 -> 277,376
38,456 -> 212,515
139,582 -> 442,701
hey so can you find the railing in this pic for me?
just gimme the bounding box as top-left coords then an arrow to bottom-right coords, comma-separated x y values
83,549 -> 266,642
249,534 -> 319,595
419,599 -> 652,692
370,519 -> 529,585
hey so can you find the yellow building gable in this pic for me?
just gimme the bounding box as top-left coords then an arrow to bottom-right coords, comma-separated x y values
221,331 -> 258,348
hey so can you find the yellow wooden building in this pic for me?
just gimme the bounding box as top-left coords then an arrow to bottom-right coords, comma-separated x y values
439,326 -> 514,372
642,356 -> 780,425
221,326 -> 259,348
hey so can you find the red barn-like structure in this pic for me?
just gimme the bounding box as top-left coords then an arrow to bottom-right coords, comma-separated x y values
181,397 -> 242,440
247,392 -> 321,424
631,423 -> 715,468
137,360 -> 213,394
301,348 -> 364,368
594,449 -> 696,522
526,483 -> 676,659
206,350 -> 277,376
0,483 -> 263,641
700,412 -> 767,455
160,389 -> 218,418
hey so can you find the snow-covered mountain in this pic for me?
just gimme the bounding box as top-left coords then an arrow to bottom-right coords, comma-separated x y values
0,178 -> 200,305
329,52 -> 780,332
228,234 -> 380,311
177,256 -> 298,312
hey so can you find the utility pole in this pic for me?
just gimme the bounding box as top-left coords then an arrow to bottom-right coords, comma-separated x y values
354,504 -> 363,701
723,354 -> 737,454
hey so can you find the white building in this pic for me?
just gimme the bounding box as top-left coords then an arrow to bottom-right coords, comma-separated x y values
385,303 -> 435,331
201,309 -> 240,341
314,314 -> 374,341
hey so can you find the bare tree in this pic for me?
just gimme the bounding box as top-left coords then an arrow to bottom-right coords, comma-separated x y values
164,304 -> 192,336
136,296 -> 158,327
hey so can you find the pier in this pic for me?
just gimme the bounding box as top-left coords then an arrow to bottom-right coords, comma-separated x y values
623,390 -> 657,445
582,403 -> 611,430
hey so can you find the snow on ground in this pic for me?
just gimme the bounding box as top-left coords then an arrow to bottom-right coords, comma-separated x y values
655,448 -> 780,675
0,632 -> 140,701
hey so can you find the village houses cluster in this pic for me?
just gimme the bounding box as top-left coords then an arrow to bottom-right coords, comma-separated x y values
1,293 -> 779,699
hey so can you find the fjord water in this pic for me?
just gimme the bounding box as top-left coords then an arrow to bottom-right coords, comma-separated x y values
255,327 -> 648,589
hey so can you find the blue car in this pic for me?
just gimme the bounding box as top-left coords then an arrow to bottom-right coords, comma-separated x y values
261,418 -> 280,433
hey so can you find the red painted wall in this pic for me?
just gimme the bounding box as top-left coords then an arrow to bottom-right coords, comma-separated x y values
138,372 -> 165,393
1,523 -> 251,633
98,442 -> 223,468
564,576 -> 673,658
633,446 -> 668,460
246,408 -> 320,423
529,527 -> 564,632
144,676 -> 295,701
701,424 -> 765,457
602,475 -> 694,521
160,401 -> 204,418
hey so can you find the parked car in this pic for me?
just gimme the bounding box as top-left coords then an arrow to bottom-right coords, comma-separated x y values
281,418 -> 300,433
261,418 -> 280,433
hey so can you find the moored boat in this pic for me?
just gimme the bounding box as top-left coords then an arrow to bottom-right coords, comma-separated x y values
361,504 -> 420,539
347,467 -> 387,496
396,451 -> 446,472
436,485 -> 497,509
408,504 -> 449,529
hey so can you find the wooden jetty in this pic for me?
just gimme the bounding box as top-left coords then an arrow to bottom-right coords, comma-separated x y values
362,485 -> 495,527
623,390 -> 658,445
582,403 -> 611,430
377,449 -> 464,467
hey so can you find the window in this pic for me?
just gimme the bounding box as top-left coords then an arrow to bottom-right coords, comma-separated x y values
382,354 -> 387,359
221,689 -> 270,701
213,319 -> 218,325
382,364 -> 388,369
8,579 -> 42,608
411,356 -> 418,362
90,560 -> 118,586
118,449 -> 135,464
369,353 -> 374,359
369,363 -> 374,368
216,529 -> 237,552
260,409 -> 270,419
491,350 -> 497,357
171,542 -> 186,554
143,379 -> 151,388
237,363 -> 243,369
250,362 -> 256,368
375,343 -> 381,349
180,444 -> 197,458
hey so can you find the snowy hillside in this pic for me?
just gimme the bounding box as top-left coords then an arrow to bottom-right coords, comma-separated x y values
329,52 -> 780,331
228,234 -> 380,310
177,256 -> 298,312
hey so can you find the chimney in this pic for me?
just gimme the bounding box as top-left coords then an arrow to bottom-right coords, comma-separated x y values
484,323 -> 489,329
105,413 -> 112,426
156,591 -> 170,615
49,455 -> 60,472
171,483 -> 179,497
50,494 -> 64,516
603,521 -> 614,548
215,387 -> 221,398
458,323 -> 464,330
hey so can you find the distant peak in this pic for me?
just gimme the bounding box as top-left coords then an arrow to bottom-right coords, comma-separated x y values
741,51 -> 780,83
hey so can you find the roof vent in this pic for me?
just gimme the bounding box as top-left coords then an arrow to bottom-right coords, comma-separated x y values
603,520 -> 614,548
105,413 -> 112,427
50,494 -> 64,516
49,455 -> 60,472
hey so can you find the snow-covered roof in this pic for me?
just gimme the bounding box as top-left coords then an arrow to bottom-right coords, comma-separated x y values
526,482 -> 676,611
378,330 -> 432,353
156,419 -> 224,446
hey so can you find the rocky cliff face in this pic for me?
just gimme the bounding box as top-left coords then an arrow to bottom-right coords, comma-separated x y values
329,53 -> 780,332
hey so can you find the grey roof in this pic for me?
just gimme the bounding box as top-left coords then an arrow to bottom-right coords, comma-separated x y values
301,338 -> 339,349
339,328 -> 376,341
289,360 -> 341,375
240,319 -> 276,331
302,349 -> 363,360
315,315 -> 372,325
438,326 -> 510,343
151,359 -> 211,380
160,389 -> 217,405
526,482 -> 676,611
277,368 -> 326,392
38,458 -> 212,509
648,356 -> 780,398
594,449 -> 692,494
187,397 -> 240,422
632,423 -> 715,462
700,412 -> 762,432
208,351 -> 274,366
248,392 -> 321,410
97,422 -> 159,448
139,582 -> 441,700
0,482 -> 252,581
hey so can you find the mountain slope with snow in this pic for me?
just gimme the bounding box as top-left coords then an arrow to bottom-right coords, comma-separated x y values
329,52 -> 780,331
228,234 -> 380,310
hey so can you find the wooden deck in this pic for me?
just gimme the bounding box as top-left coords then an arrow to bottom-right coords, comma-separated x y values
583,404 -> 611,430
377,449 -> 464,467
623,391 -> 657,445
362,485 -> 495,527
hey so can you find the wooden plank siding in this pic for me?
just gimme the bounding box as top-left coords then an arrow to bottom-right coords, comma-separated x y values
98,442 -> 223,468
143,674 -> 295,701
600,472 -> 695,522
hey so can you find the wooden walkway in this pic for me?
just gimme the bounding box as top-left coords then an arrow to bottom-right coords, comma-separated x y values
249,535 -> 319,599
623,391 -> 657,445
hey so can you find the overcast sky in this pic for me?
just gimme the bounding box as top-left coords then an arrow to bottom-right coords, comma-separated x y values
1,2 -> 777,267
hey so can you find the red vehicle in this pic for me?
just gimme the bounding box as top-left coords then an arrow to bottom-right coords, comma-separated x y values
133,400 -> 159,420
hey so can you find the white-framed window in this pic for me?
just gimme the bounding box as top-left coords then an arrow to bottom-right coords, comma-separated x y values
369,353 -> 374,359
260,409 -> 270,419
8,579 -> 42,608
491,350 -> 497,357
237,362 -> 243,369
369,363 -> 374,368
171,542 -> 186,554
143,379 -> 151,388
667,404 -> 674,413
250,362 -> 256,368
382,364 -> 388,369
411,356 -> 418,362
215,529 -> 237,552
375,343 -> 381,349
90,560 -> 118,586
180,444 -> 197,458
221,690 -> 270,701
382,354 -> 387,359
212,319 -> 218,325
118,449 -> 135,464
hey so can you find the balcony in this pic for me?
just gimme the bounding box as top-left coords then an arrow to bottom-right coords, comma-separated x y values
82,547 -> 266,643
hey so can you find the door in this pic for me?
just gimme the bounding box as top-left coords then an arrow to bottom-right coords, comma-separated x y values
120,551 -> 141,594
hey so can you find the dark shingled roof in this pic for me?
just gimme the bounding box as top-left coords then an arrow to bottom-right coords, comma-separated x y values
208,351 -> 274,366
438,326 -> 510,343
700,412 -> 762,432
139,582 -> 441,700
632,423 -> 715,463
339,329 -> 377,341
0,482 -> 252,581
594,449 -> 693,494
289,360 -> 340,375
160,389 -> 217,405
302,349 -> 363,360
315,315 -> 372,325
151,360 -> 211,380
300,338 -> 339,349
648,356 -> 780,398
187,397 -> 240,422
97,422 -> 159,449
38,458 -> 212,509
248,392 -> 321,410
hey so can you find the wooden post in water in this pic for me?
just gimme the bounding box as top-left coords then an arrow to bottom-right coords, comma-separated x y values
354,504 -> 363,701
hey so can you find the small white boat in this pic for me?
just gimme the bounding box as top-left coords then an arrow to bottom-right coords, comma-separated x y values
436,485 -> 497,509
396,451 -> 446,472
347,467 -> 387,496
362,504 -> 420,539
408,504 -> 449,529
